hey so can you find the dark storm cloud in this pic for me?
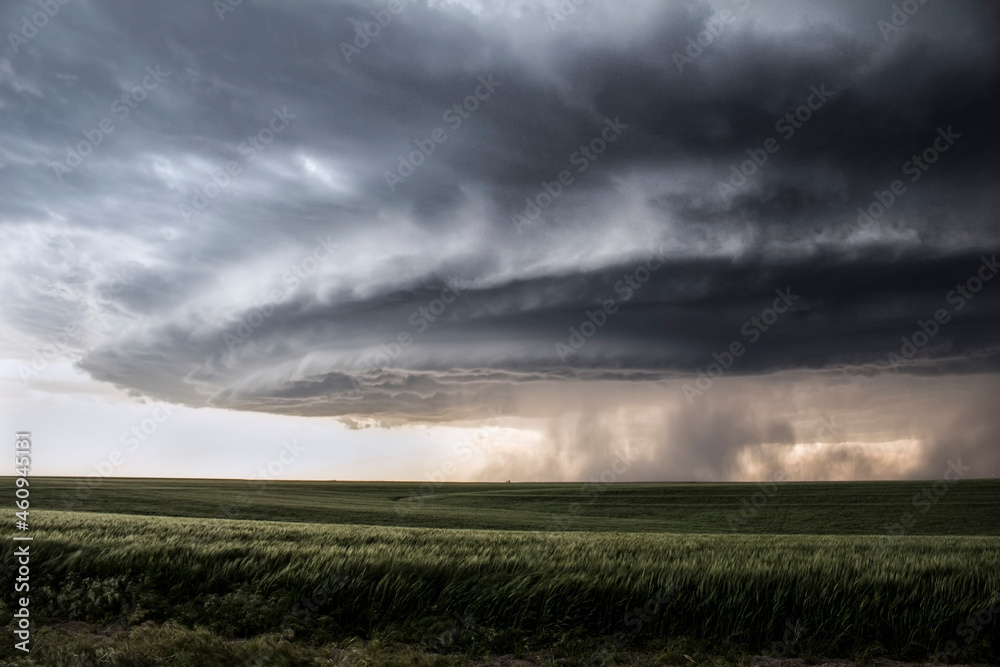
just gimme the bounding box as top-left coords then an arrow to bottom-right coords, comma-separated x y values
2,0 -> 999,425
78,248 -> 1000,420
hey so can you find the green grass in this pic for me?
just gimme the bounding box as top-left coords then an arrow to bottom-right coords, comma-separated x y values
0,622 -> 762,666
3,478 -> 999,665
26,476 -> 1000,534
3,508 -> 1000,664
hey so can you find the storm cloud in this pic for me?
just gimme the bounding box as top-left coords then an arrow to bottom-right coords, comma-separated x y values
2,0 -> 998,479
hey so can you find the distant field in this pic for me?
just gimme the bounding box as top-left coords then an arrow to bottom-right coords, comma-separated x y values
2,478 -> 998,665
26,476 -> 1000,534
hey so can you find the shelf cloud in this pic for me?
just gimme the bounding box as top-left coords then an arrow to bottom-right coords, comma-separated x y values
3,0 -> 998,480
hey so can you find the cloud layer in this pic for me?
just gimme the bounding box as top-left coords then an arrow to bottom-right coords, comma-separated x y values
2,0 -> 999,478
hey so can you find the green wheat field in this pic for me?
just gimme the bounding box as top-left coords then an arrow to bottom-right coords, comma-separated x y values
2,478 -> 998,665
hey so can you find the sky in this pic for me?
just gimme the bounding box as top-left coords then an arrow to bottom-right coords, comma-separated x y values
1,0 -> 998,483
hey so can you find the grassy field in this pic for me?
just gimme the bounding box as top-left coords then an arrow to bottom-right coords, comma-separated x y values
29,476 -> 1000,534
2,478 -> 999,666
